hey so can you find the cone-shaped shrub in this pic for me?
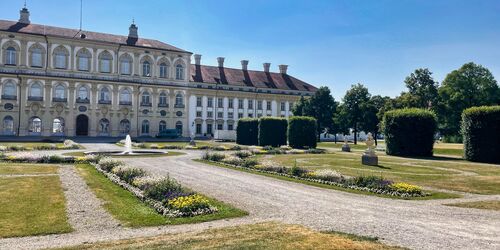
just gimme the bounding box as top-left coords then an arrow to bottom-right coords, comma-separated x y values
383,108 -> 437,156
258,117 -> 288,147
236,118 -> 259,145
462,106 -> 500,164
288,116 -> 317,149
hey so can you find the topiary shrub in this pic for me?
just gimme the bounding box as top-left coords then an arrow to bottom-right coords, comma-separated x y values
288,116 -> 317,149
383,108 -> 437,157
258,117 -> 288,147
461,106 -> 500,164
236,118 -> 259,145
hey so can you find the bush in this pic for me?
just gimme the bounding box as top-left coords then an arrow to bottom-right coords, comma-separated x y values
256,160 -> 290,173
143,176 -> 183,201
289,161 -> 308,177
236,118 -> 259,145
112,166 -> 147,184
258,117 -> 288,147
462,106 -> 500,164
309,169 -> 344,182
348,176 -> 392,189
233,150 -> 253,158
383,108 -> 437,157
288,116 -> 317,149
221,155 -> 244,166
241,158 -> 259,168
202,152 -> 225,162
98,157 -> 123,172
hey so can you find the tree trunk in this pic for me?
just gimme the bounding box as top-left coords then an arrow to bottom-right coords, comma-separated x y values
334,134 -> 337,144
354,123 -> 358,145
374,132 -> 378,146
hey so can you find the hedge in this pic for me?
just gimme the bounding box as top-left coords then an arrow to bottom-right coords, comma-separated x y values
462,106 -> 500,164
288,116 -> 317,149
258,117 -> 288,147
383,108 -> 437,157
236,118 -> 259,145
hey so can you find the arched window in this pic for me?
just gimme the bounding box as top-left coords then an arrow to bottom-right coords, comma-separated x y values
99,118 -> 110,134
159,63 -> 168,78
52,118 -> 64,134
176,121 -> 183,135
54,84 -> 66,99
29,117 -> 42,134
119,119 -> 130,135
120,54 -> 132,75
77,49 -> 91,71
159,120 -> 167,133
3,116 -> 14,134
175,64 -> 184,80
141,91 -> 150,105
99,51 -> 112,73
78,86 -> 89,100
142,60 -> 151,77
159,92 -> 167,106
2,81 -> 16,97
100,87 -> 110,102
30,45 -> 44,67
53,46 -> 68,69
141,120 -> 150,135
120,88 -> 131,104
30,82 -> 43,97
5,47 -> 17,65
175,93 -> 183,106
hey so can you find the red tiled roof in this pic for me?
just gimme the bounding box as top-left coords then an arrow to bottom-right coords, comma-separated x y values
0,19 -> 188,53
190,65 -> 317,92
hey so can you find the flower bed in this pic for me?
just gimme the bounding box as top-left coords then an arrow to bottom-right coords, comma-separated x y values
92,157 -> 218,218
0,152 -> 97,164
0,140 -> 81,152
202,152 -> 428,198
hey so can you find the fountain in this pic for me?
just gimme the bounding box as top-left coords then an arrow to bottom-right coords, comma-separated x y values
84,134 -> 166,156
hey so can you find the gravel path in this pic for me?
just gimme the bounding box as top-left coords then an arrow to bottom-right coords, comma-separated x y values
58,165 -> 121,232
1,143 -> 499,250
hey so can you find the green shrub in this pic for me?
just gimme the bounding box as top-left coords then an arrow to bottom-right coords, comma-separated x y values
462,106 -> 500,164
290,163 -> 308,177
288,116 -> 317,149
241,158 -> 259,168
258,117 -> 288,147
202,152 -> 225,162
112,166 -> 147,184
98,157 -> 123,172
383,108 -> 437,157
236,118 -> 259,145
143,176 -> 183,201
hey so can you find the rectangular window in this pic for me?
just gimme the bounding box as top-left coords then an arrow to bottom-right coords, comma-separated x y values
55,54 -> 66,69
207,111 -> 213,118
196,97 -> 202,107
266,101 -> 271,110
196,111 -> 202,117
120,61 -> 130,74
207,97 -> 213,108
228,99 -> 233,108
228,112 -> 233,119
196,124 -> 202,134
228,124 -> 233,130
101,59 -> 111,73
238,99 -> 243,109
79,57 -> 89,71
217,98 -> 223,108
257,100 -> 262,110
238,113 -> 243,119
248,113 -> 253,118
217,112 -> 223,118
248,100 -> 253,109
257,114 -> 262,118
280,102 -> 286,111
32,52 -> 42,67
217,124 -> 223,130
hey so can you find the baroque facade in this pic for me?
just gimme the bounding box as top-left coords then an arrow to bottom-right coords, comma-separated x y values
0,7 -> 317,138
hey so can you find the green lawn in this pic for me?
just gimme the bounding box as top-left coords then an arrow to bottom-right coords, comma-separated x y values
257,151 -> 500,195
63,151 -> 185,158
0,163 -> 58,175
121,140 -> 241,149
75,164 -> 247,227
446,200 -> 500,211
197,159 -> 458,200
56,222 -> 401,250
0,174 -> 72,237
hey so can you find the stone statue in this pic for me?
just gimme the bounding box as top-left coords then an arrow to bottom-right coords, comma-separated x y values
362,132 -> 378,166
341,136 -> 351,152
189,132 -> 196,146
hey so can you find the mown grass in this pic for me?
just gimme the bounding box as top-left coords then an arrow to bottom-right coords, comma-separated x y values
446,200 -> 500,211
75,164 -> 246,227
63,151 -> 185,158
196,159 -> 459,200
0,162 -> 58,175
56,222 -> 401,250
261,152 -> 500,195
0,175 -> 72,238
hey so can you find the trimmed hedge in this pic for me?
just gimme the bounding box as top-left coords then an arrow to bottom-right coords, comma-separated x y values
236,118 -> 259,145
288,116 -> 317,149
383,108 -> 437,157
462,106 -> 500,164
258,117 -> 288,147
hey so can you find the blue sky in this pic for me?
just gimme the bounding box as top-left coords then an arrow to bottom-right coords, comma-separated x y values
3,0 -> 500,100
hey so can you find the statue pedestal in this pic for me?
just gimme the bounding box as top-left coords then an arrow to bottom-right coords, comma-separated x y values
362,152 -> 378,166
342,144 -> 351,152
189,139 -> 196,146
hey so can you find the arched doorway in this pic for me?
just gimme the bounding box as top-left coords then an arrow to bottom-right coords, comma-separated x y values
76,114 -> 88,136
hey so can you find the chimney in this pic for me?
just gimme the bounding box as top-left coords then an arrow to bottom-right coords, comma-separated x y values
217,57 -> 225,67
194,54 -> 201,65
241,60 -> 249,70
128,20 -> 138,38
19,6 -> 30,24
279,65 -> 288,74
263,63 -> 271,73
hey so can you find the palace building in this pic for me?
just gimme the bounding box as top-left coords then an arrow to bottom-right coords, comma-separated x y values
0,6 -> 317,138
